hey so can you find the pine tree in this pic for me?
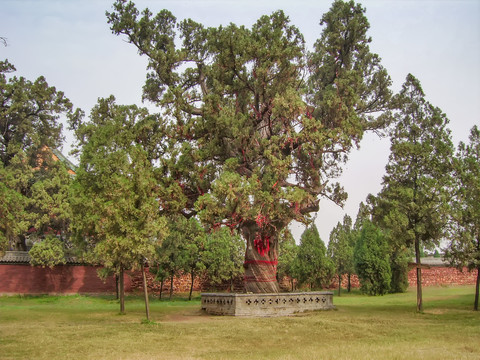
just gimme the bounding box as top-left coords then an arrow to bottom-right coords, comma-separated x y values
445,126 -> 480,310
293,224 -> 334,289
373,74 -> 454,311
70,96 -> 168,316
328,215 -> 355,295
354,221 -> 391,295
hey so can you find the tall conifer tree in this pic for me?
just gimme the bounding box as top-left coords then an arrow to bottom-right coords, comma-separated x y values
372,74 -> 454,311
70,96 -> 168,316
445,126 -> 480,310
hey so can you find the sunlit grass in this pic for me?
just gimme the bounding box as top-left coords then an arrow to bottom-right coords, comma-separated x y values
1,287 -> 479,359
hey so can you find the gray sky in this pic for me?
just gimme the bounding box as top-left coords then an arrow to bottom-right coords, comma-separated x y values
1,0 -> 479,242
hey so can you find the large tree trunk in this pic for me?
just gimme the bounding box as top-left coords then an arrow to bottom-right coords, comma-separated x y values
242,224 -> 280,293
119,267 -> 125,314
415,239 -> 423,312
474,266 -> 479,311
141,264 -> 150,321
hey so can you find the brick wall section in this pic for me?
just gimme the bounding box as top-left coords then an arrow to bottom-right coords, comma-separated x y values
1,264 -> 477,295
127,268 -> 244,295
127,269 -> 205,295
407,266 -> 478,287
0,264 -> 121,294
328,267 -> 478,290
329,274 -> 361,290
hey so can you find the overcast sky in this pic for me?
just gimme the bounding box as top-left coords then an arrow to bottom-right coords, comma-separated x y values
1,0 -> 479,243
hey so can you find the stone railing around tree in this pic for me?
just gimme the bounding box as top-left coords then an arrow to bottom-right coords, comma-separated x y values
201,291 -> 335,316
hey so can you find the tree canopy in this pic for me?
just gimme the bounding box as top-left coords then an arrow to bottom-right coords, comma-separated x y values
106,0 -> 392,292
0,60 -> 80,254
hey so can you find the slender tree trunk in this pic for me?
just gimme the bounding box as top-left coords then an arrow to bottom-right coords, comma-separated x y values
291,278 -> 294,292
338,274 -> 341,297
169,274 -> 174,300
415,239 -> 423,312
347,273 -> 351,293
230,276 -> 234,292
119,267 -> 125,314
242,223 -> 280,293
141,264 -> 150,321
474,266 -> 479,311
189,271 -> 195,301
115,274 -> 119,300
159,279 -> 164,300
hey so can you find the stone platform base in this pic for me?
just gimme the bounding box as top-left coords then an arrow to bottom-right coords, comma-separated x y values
201,291 -> 334,317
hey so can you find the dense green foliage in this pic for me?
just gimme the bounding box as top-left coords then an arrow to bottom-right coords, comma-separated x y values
153,216 -> 206,300
328,215 -> 355,295
355,201 -> 409,294
202,227 -> 245,291
277,229 -> 298,291
445,125 -> 480,310
354,221 -> 391,295
29,235 -> 66,268
0,60 -> 80,254
293,224 -> 334,289
0,151 -> 31,255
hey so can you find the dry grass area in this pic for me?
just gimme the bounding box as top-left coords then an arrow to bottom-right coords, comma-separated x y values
1,286 -> 479,360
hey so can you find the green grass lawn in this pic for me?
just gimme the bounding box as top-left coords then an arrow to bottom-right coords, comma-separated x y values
1,286 -> 479,360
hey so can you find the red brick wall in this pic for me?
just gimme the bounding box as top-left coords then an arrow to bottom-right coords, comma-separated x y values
0,264 -> 122,294
127,269 -> 204,295
329,267 -> 478,290
1,264 -> 477,295
407,266 -> 478,287
329,274 -> 361,290
127,268 -> 244,295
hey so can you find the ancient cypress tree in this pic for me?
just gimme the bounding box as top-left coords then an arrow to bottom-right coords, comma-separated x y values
106,0 -> 392,292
